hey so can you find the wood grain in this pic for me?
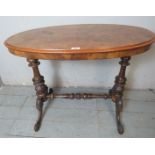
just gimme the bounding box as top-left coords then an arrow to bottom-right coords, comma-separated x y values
5,24 -> 155,60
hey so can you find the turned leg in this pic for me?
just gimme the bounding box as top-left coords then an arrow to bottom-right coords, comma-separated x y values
110,57 -> 131,134
27,59 -> 51,131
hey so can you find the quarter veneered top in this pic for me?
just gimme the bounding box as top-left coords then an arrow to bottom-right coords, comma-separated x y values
4,24 -> 155,60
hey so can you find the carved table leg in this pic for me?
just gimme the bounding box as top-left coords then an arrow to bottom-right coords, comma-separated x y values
27,59 -> 52,132
110,57 -> 131,134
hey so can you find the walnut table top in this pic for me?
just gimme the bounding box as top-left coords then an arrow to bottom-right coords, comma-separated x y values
5,24 -> 155,60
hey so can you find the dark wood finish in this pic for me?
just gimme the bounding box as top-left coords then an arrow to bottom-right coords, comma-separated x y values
47,93 -> 111,100
110,57 -> 131,134
4,24 -> 155,135
5,24 -> 155,60
27,59 -> 50,131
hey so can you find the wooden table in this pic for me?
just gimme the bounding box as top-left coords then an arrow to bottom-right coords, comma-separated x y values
5,24 -> 155,134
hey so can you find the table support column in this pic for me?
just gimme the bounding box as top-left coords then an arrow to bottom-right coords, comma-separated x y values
110,57 -> 131,134
27,59 -> 52,132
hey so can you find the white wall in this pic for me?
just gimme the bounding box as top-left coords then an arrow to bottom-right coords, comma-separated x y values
0,16 -> 155,89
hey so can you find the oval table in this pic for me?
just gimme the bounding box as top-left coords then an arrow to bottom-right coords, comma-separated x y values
4,24 -> 155,135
